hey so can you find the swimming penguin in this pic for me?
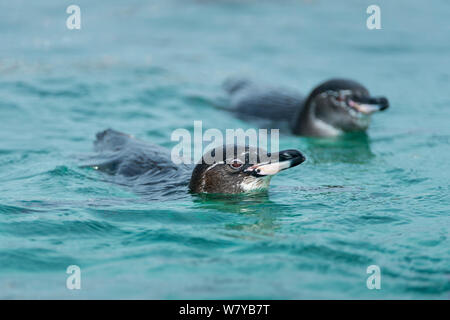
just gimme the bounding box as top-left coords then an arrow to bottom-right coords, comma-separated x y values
189,144 -> 305,194
223,78 -> 389,137
88,129 -> 305,195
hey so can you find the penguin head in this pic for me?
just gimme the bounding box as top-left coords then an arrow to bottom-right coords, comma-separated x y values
304,79 -> 389,132
189,144 -> 305,194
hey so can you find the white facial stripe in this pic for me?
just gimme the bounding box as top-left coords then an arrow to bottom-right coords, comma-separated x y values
204,162 -> 223,172
255,162 -> 290,175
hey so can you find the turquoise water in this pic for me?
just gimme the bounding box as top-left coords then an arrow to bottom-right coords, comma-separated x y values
1,0 -> 449,299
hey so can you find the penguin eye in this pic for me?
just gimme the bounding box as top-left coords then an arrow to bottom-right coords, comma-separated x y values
229,160 -> 243,170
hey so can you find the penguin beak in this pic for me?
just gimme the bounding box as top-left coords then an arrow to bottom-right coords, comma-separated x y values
348,96 -> 389,114
244,149 -> 306,177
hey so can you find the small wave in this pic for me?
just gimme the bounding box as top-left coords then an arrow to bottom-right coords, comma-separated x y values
12,81 -> 90,98
121,228 -> 235,249
0,219 -> 128,238
0,248 -> 78,272
0,204 -> 41,215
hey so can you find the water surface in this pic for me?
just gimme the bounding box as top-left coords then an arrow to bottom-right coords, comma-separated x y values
0,0 -> 449,299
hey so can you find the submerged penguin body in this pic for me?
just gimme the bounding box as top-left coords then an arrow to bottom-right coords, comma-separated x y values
86,129 -> 190,199
224,79 -> 304,123
92,129 -> 186,178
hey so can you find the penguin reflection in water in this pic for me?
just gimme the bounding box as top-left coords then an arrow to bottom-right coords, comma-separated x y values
86,129 -> 305,195
224,78 -> 389,137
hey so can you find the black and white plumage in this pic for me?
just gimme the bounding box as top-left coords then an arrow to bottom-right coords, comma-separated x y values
224,78 -> 389,137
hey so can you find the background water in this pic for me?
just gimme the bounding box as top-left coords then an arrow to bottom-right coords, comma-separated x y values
0,0 -> 449,299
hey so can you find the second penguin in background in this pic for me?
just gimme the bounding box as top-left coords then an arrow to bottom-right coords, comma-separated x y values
224,78 -> 389,137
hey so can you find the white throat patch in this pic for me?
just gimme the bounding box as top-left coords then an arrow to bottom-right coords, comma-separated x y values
313,118 -> 342,137
240,176 -> 272,192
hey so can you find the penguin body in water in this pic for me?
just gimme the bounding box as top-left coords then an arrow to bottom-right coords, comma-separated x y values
224,78 -> 389,137
87,129 -> 305,195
